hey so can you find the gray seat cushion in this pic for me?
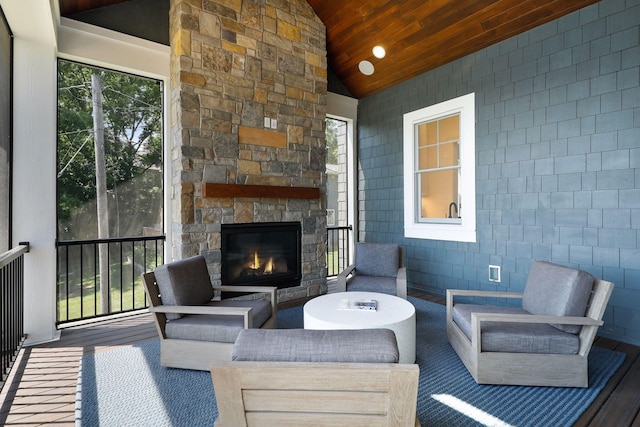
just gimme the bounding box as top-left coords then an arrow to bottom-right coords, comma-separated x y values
522,261 -> 594,334
165,299 -> 272,343
346,275 -> 397,296
452,304 -> 580,354
354,242 -> 399,278
154,255 -> 215,320
232,328 -> 400,363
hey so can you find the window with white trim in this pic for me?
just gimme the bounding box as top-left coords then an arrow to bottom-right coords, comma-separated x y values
403,93 -> 476,242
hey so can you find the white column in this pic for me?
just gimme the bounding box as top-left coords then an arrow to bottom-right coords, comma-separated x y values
2,0 -> 59,344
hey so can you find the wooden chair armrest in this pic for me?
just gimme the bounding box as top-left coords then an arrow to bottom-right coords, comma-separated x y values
335,264 -> 356,292
149,305 -> 253,327
396,267 -> 407,299
446,289 -> 524,322
447,289 -> 524,299
471,312 -> 603,326
338,264 -> 356,279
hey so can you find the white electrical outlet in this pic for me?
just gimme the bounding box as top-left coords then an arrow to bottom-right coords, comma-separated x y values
264,117 -> 271,128
489,265 -> 501,282
270,118 -> 277,129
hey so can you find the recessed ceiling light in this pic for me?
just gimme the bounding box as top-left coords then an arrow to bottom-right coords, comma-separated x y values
358,60 -> 374,75
373,45 -> 386,59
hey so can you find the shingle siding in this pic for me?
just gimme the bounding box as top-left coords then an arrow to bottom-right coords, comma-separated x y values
356,0 -> 640,345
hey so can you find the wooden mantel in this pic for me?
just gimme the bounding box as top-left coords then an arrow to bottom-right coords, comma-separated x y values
203,183 -> 320,199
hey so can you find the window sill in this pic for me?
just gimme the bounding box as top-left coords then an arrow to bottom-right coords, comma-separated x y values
404,224 -> 476,243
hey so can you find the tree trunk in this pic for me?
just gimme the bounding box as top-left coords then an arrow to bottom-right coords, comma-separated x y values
91,73 -> 110,315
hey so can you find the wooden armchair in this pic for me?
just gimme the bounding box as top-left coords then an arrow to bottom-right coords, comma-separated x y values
211,328 -> 420,426
336,242 -> 407,299
141,255 -> 277,371
446,261 -> 614,387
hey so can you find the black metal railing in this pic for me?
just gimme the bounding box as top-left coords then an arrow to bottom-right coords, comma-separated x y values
1,242 -> 29,387
56,235 -> 165,325
326,225 -> 352,277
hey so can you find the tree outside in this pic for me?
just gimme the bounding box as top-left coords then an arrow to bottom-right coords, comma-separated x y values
57,60 -> 163,239
56,60 -> 164,322
326,117 -> 339,165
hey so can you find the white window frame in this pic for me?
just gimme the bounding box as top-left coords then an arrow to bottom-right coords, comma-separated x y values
403,93 -> 476,242
327,92 -> 358,264
58,17 -> 172,255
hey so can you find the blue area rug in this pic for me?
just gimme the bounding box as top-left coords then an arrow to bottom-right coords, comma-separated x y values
76,297 -> 625,426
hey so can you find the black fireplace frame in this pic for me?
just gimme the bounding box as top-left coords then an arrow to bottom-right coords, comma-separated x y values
220,221 -> 302,289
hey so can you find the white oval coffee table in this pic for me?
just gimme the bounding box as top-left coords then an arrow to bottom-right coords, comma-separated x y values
303,291 -> 416,363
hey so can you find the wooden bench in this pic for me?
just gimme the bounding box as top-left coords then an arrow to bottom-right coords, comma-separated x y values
210,328 -> 420,426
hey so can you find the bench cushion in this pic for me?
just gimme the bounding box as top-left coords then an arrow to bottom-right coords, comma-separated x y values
154,255 -> 215,320
354,242 -> 399,278
452,304 -> 580,354
232,328 -> 400,363
165,299 -> 272,343
522,261 -> 594,334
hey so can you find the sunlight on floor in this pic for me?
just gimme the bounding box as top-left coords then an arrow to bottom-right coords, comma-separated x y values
432,394 -> 515,427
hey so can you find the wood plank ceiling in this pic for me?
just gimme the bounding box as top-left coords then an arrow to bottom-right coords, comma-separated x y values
59,0 -> 601,98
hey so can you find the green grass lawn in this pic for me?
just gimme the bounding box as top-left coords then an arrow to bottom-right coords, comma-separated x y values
57,280 -> 148,322
327,249 -> 350,276
57,244 -> 163,323
57,259 -> 150,322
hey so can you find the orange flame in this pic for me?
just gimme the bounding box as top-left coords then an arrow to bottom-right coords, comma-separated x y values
249,251 -> 260,270
264,257 -> 275,274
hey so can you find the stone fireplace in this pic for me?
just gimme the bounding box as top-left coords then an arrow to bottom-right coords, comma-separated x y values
168,0 -> 328,303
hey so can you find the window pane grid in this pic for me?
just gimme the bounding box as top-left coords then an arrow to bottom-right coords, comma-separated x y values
413,114 -> 461,221
415,115 -> 460,173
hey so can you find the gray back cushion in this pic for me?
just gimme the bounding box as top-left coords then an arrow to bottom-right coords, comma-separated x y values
354,242 -> 399,278
522,261 -> 594,334
346,275 -> 397,296
154,255 -> 215,320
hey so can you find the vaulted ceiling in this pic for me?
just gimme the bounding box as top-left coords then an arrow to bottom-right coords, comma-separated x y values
59,0 -> 600,98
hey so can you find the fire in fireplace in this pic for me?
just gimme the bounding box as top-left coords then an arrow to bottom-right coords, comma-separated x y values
221,222 -> 302,289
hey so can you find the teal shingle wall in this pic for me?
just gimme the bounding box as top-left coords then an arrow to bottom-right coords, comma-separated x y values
356,0 -> 640,345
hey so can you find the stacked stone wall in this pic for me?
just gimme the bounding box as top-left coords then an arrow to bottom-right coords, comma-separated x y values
169,0 -> 328,301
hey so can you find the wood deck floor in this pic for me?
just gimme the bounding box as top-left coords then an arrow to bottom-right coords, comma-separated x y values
0,291 -> 638,426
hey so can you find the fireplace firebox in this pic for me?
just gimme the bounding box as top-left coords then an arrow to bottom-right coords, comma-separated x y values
221,222 -> 302,289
